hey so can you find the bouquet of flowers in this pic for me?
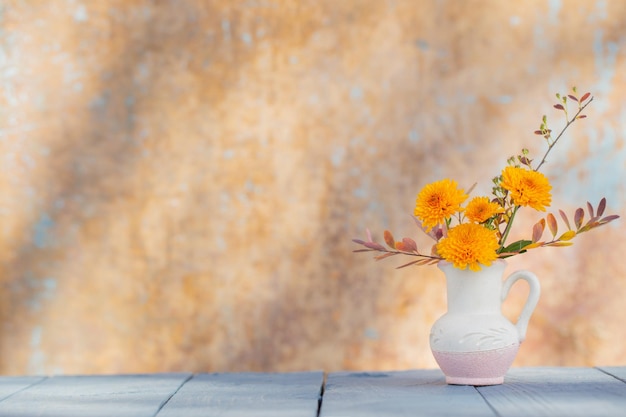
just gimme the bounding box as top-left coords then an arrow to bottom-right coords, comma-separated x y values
353,88 -> 619,271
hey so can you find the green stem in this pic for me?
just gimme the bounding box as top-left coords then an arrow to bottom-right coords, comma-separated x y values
498,205 -> 520,251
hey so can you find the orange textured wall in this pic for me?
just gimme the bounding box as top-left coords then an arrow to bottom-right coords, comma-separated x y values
0,0 -> 625,375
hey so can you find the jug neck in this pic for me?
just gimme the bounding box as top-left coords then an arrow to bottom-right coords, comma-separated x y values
438,260 -> 507,314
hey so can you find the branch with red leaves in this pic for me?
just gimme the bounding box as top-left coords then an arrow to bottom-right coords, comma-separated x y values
498,197 -> 620,257
352,229 -> 442,269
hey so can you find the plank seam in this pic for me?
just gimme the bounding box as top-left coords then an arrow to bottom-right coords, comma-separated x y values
316,372 -> 327,417
0,376 -> 48,404
152,373 -> 194,417
595,367 -> 626,384
475,386 -> 503,417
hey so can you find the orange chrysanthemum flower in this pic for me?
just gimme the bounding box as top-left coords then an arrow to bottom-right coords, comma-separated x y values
500,166 -> 552,211
414,179 -> 468,232
436,223 -> 499,271
465,196 -> 505,223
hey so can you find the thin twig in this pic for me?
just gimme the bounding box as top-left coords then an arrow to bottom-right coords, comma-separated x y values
534,97 -> 594,172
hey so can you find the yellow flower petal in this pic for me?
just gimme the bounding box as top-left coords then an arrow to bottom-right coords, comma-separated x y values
465,196 -> 505,223
436,223 -> 499,271
414,179 -> 468,232
500,166 -> 552,211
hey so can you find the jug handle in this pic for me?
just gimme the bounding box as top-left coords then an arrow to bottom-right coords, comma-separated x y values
501,270 -> 541,342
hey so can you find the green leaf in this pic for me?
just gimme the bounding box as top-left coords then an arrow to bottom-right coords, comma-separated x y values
500,240 -> 534,254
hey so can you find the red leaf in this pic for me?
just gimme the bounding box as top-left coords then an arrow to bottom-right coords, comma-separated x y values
580,92 -> 591,102
574,208 -> 585,229
554,104 -> 565,110
383,230 -> 396,248
577,115 -> 587,119
534,130 -> 544,135
547,213 -> 558,237
374,252 -> 399,261
364,241 -> 386,251
352,239 -> 366,245
568,95 -> 579,102
396,259 -> 422,269
586,216 -> 601,226
400,237 -> 418,253
559,209 -> 571,230
586,201 -> 594,218
599,214 -> 620,224
597,198 -> 607,216
532,221 -> 544,243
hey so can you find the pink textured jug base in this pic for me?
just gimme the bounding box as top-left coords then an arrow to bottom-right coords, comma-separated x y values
444,375 -> 504,386
432,344 -> 519,386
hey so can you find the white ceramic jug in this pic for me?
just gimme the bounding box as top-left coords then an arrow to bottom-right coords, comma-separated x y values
430,260 -> 540,385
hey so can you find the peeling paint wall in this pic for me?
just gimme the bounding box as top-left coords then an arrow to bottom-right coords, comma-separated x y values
0,0 -> 625,375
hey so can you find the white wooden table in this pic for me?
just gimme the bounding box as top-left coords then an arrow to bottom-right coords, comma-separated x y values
0,367 -> 624,416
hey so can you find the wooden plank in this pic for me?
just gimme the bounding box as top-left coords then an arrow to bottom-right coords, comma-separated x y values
319,370 -> 496,417
598,366 -> 626,383
477,367 -> 626,417
0,373 -> 191,417
0,376 -> 46,402
156,371 -> 323,417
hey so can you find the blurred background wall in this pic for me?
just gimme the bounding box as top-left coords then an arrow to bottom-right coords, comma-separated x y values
0,0 -> 625,375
